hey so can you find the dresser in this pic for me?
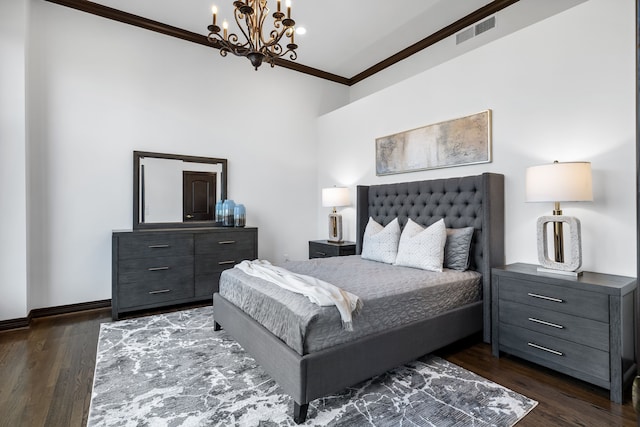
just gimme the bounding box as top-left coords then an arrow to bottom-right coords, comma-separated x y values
308,240 -> 356,259
491,263 -> 636,403
112,227 -> 257,320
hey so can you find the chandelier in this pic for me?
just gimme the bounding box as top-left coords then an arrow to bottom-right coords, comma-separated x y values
207,0 -> 298,70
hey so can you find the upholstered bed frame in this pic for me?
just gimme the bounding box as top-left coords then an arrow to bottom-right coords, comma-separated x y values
213,172 -> 504,423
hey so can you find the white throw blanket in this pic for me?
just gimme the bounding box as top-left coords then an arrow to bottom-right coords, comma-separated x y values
234,259 -> 363,331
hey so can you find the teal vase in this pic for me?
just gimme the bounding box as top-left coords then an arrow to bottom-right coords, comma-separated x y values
234,204 -> 246,227
221,199 -> 235,227
214,200 -> 224,224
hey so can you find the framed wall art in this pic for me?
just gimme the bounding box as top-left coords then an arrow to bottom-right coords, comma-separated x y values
375,110 -> 492,176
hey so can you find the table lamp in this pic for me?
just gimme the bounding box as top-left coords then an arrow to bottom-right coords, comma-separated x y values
322,187 -> 350,243
525,161 -> 593,276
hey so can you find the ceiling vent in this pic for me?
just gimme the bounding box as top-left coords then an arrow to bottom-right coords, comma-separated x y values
456,16 -> 496,45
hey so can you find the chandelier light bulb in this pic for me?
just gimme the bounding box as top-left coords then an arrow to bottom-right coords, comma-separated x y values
211,5 -> 217,25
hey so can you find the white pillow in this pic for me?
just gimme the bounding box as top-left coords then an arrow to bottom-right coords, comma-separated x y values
394,218 -> 447,272
361,217 -> 401,264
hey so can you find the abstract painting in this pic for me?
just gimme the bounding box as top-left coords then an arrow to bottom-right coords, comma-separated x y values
376,110 -> 492,176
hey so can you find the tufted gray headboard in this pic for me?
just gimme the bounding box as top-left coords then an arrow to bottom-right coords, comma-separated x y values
355,172 -> 504,343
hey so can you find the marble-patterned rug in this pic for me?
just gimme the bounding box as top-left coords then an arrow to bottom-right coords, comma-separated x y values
88,306 -> 537,426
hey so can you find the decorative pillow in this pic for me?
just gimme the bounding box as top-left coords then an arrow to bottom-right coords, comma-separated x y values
444,227 -> 475,271
394,218 -> 446,272
361,217 -> 401,264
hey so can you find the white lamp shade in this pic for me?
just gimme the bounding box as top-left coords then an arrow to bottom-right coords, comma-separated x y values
526,162 -> 593,202
322,187 -> 350,207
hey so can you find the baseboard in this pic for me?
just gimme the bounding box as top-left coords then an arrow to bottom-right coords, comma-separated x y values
29,299 -> 112,319
0,299 -> 112,332
0,317 -> 30,331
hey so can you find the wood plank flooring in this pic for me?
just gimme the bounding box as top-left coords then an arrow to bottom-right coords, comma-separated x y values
0,308 -> 636,426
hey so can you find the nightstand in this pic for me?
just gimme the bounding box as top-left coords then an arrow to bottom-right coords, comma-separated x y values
491,263 -> 637,403
308,240 -> 356,259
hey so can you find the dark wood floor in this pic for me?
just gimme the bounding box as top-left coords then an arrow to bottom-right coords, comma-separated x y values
0,308 -> 636,426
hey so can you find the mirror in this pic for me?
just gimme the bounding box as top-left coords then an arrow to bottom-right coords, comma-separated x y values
133,151 -> 228,229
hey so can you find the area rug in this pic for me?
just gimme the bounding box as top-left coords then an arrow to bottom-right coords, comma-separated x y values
88,306 -> 537,426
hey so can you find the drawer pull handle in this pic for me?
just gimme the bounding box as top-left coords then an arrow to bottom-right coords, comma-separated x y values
528,317 -> 564,329
218,240 -> 236,245
148,266 -> 169,271
527,293 -> 563,303
218,260 -> 236,265
316,252 -> 327,256
528,342 -> 564,356
148,244 -> 170,249
149,289 -> 171,295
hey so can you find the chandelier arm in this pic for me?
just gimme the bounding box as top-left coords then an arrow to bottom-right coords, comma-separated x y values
257,6 -> 273,45
233,7 -> 255,51
263,28 -> 289,48
208,32 -> 251,52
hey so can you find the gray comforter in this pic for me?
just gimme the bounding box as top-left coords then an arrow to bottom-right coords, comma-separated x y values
218,255 -> 481,355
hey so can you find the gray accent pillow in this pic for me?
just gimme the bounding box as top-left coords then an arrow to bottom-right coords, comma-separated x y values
444,227 -> 474,271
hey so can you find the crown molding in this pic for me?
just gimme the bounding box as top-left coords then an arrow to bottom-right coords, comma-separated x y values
44,0 -> 519,86
349,0 -> 520,85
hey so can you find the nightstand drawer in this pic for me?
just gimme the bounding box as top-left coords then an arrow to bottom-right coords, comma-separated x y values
309,240 -> 356,259
118,234 -> 193,259
498,277 -> 609,322
499,300 -> 609,351
499,323 -> 609,383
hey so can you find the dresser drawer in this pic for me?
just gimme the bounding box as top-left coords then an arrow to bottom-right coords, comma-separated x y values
118,278 -> 194,308
499,323 -> 609,383
195,232 -> 256,257
118,255 -> 194,286
117,234 -> 193,259
497,277 -> 609,322
499,300 -> 609,351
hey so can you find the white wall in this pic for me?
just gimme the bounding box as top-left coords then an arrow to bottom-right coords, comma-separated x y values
1,0 -> 635,320
17,0 -> 348,315
349,0 -> 587,102
0,0 -> 29,320
318,0 -> 636,277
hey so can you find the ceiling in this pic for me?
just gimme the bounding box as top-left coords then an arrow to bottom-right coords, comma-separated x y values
60,0 -> 585,83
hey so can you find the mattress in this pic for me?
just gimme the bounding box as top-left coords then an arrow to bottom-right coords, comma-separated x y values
218,255 -> 482,355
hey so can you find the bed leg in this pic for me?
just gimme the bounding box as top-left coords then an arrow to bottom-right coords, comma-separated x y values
214,321 -> 222,331
293,402 -> 308,424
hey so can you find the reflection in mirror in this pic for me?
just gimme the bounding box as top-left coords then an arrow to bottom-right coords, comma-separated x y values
133,151 -> 227,229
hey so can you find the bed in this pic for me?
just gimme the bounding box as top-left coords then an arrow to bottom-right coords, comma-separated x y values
213,172 -> 505,423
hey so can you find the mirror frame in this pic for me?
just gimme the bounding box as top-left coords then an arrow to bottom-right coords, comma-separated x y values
133,150 -> 228,230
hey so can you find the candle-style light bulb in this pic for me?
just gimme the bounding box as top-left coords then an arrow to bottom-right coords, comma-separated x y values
211,5 -> 217,25
222,20 -> 228,38
286,0 -> 291,18
277,0 -> 281,12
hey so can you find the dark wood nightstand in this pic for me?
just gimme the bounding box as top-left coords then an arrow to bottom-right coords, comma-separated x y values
491,263 -> 637,403
308,240 -> 356,259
